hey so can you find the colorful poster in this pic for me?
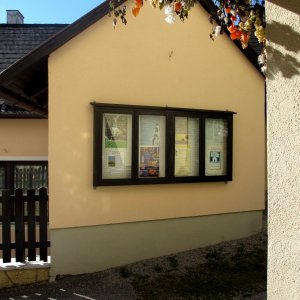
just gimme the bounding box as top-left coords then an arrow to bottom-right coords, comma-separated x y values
139,115 -> 166,178
139,146 -> 160,177
104,114 -> 128,148
102,114 -> 132,179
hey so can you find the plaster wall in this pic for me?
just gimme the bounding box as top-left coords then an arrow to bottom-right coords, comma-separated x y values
0,119 -> 48,158
48,2 -> 265,230
50,211 -> 262,277
266,1 -> 300,299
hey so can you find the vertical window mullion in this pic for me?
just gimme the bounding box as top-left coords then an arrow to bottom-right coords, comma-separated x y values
93,109 -> 102,186
226,115 -> 233,180
133,111 -> 139,182
199,116 -> 206,179
168,112 -> 175,181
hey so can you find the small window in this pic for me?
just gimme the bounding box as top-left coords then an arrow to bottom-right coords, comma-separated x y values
0,166 -> 5,191
93,103 -> 234,186
0,161 -> 48,194
14,164 -> 48,191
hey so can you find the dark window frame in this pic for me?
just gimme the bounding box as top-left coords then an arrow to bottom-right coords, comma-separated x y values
93,103 -> 235,187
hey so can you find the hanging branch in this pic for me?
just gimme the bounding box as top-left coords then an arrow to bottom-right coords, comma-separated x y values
109,0 -> 266,73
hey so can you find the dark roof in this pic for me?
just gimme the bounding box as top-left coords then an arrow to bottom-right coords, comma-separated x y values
0,0 -> 263,118
0,24 -> 67,73
0,23 -> 67,117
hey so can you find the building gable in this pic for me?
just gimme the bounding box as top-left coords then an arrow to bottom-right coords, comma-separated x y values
48,0 -> 265,229
0,0 -> 262,117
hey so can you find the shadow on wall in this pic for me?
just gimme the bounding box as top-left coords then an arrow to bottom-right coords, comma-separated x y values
267,0 -> 300,15
266,21 -> 300,80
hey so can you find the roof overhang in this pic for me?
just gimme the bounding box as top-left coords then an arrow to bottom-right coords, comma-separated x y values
0,0 -> 262,118
0,57 -> 48,117
0,0 -> 125,117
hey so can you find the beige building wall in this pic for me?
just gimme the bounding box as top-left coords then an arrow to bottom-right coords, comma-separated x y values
0,119 -> 48,158
48,2 -> 265,230
266,1 -> 300,299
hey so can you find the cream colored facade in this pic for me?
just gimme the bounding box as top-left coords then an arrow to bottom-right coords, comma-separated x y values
48,2 -> 265,276
266,1 -> 300,299
0,119 -> 48,158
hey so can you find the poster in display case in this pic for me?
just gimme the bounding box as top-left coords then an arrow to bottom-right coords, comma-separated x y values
174,117 -> 199,177
139,115 -> 166,178
205,118 -> 228,176
93,103 -> 234,186
102,113 -> 132,179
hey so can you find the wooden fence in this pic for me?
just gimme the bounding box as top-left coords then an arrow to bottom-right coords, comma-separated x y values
0,188 -> 49,263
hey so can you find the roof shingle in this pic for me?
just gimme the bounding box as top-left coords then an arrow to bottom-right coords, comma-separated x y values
0,23 -> 67,116
0,24 -> 67,73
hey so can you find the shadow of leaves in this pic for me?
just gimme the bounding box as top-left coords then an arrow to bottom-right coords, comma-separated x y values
267,47 -> 300,79
267,21 -> 300,53
267,21 -> 300,80
267,0 -> 300,16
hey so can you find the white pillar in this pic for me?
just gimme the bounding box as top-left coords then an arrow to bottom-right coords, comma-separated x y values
266,1 -> 300,299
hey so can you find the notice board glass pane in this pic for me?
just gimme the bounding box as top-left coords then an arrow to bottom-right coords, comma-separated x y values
205,118 -> 228,176
139,115 -> 166,178
175,117 -> 200,177
102,113 -> 132,179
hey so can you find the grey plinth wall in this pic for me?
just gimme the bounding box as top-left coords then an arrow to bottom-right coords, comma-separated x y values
266,1 -> 300,299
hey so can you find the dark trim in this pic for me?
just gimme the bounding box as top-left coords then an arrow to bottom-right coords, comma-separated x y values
0,113 -> 44,119
91,102 -> 236,115
93,103 -> 234,187
0,24 -> 67,28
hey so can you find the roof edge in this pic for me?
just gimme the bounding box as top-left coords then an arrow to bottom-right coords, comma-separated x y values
0,113 -> 45,119
0,0 -> 262,83
0,24 -> 68,27
197,0 -> 263,76
0,0 -> 127,83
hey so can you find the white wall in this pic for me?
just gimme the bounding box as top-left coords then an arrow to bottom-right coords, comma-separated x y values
266,1 -> 300,298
